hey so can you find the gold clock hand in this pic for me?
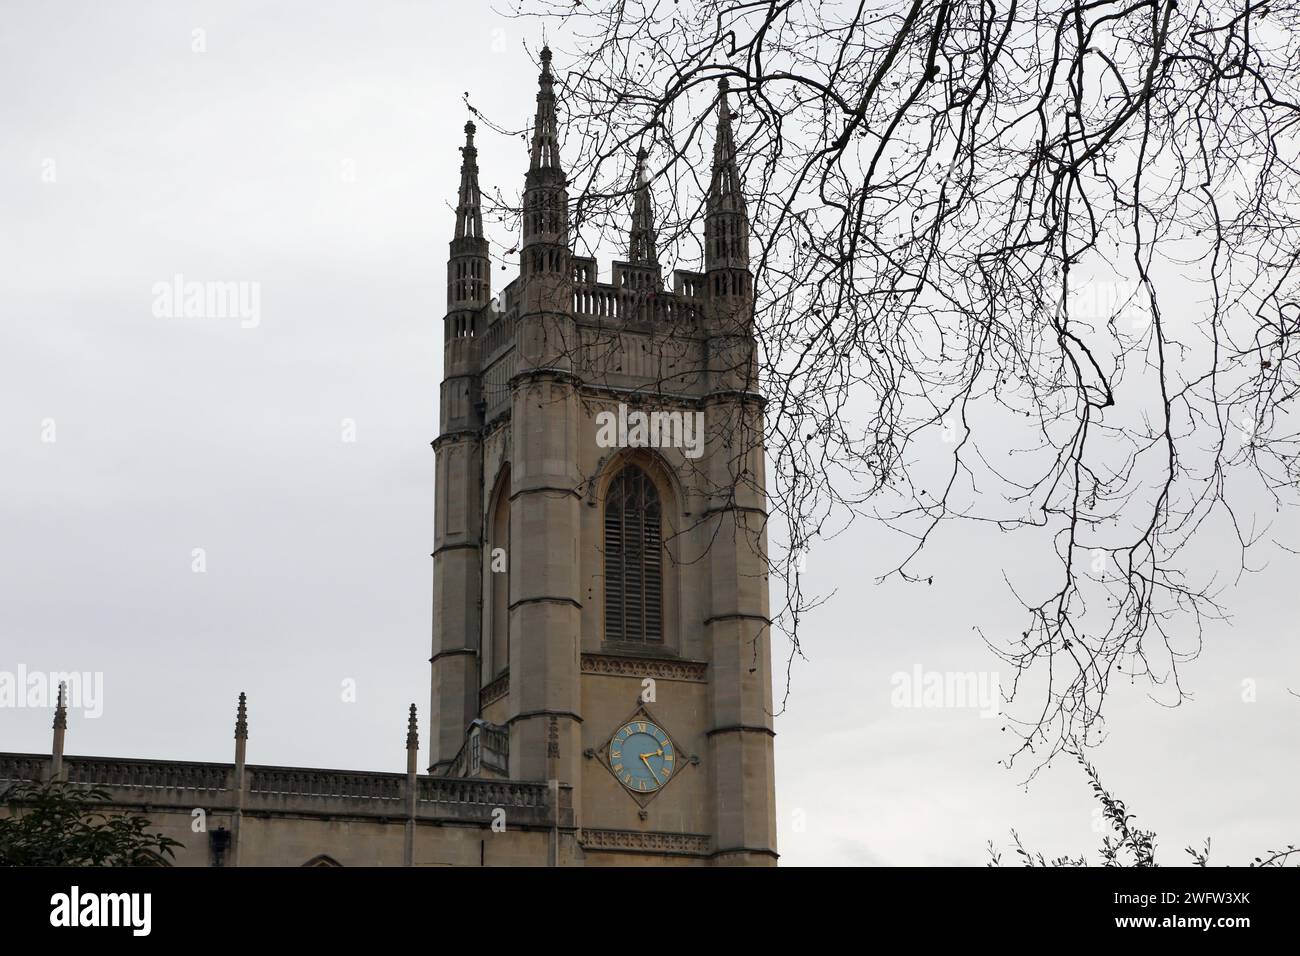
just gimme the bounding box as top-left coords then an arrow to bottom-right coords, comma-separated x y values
640,753 -> 659,783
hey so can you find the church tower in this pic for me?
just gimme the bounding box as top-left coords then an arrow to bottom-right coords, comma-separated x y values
428,53 -> 778,865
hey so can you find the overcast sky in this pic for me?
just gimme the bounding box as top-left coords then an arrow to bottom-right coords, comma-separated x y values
2,0 -> 1297,866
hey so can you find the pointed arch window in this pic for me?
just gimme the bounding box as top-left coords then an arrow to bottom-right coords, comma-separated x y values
604,466 -> 663,643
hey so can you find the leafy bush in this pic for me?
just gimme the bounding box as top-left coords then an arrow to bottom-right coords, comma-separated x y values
0,778 -> 181,867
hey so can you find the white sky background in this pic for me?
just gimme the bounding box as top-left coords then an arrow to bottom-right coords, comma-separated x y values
1,0 -> 1297,866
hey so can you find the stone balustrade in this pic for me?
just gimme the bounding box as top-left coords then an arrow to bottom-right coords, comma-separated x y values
0,752 -> 570,829
0,754 -> 50,785
247,766 -> 403,801
417,776 -> 547,808
480,311 -> 517,360
66,757 -> 231,792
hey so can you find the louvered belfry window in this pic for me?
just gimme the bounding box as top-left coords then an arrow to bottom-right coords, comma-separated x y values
604,466 -> 663,643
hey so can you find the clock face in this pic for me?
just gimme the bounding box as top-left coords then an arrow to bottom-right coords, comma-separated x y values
609,719 -> 675,794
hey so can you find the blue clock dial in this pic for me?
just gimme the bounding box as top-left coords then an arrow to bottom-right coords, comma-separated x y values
609,720 -> 675,793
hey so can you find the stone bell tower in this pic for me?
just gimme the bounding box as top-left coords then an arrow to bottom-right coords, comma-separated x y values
428,50 -> 777,865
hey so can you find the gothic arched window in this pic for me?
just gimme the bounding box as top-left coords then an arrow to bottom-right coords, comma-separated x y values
604,466 -> 663,643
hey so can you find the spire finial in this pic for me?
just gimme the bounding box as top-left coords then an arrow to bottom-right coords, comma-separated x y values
455,119 -> 484,241
706,77 -> 750,274
628,147 -> 659,270
51,680 -> 68,776
529,44 -> 563,174
406,704 -> 419,751
708,76 -> 746,217
53,681 -> 68,731
235,691 -> 248,740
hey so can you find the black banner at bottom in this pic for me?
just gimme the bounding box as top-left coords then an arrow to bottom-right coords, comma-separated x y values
0,864 -> 1289,941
